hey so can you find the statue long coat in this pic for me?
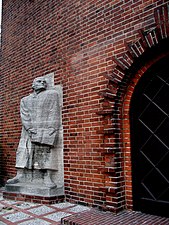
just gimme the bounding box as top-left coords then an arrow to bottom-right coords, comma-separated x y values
15,89 -> 60,170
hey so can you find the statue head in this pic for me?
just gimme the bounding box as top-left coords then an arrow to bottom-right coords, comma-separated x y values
32,77 -> 47,92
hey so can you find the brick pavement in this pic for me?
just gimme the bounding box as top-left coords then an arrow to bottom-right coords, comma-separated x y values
61,209 -> 169,225
0,188 -> 169,225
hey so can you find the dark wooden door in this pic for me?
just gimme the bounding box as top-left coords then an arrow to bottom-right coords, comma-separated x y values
130,55 -> 169,217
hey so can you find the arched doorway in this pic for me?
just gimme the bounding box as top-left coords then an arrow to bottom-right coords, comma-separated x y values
130,55 -> 169,217
98,3 -> 169,213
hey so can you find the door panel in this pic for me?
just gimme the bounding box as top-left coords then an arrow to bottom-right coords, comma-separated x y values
130,55 -> 169,217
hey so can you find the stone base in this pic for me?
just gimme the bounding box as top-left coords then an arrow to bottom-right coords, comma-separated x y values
3,183 -> 65,204
5,182 -> 64,197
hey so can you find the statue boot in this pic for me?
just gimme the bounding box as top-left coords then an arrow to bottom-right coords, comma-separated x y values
6,169 -> 25,184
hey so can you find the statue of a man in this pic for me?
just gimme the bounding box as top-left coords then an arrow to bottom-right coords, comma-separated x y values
7,76 -> 60,187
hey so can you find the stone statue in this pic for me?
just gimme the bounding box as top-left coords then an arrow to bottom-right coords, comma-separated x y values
7,76 -> 60,187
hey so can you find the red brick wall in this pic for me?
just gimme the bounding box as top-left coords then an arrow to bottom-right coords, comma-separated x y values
0,0 -> 168,211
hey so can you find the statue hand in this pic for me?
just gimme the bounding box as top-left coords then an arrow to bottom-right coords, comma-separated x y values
48,128 -> 56,136
28,128 -> 37,136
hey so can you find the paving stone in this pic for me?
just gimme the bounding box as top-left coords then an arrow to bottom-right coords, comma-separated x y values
0,221 -> 7,225
0,206 -> 15,215
67,205 -> 90,213
2,199 -> 20,205
0,203 -> 4,208
28,205 -> 55,215
3,212 -> 32,222
52,202 -> 75,209
44,212 -> 72,222
15,202 -> 39,209
18,218 -> 51,225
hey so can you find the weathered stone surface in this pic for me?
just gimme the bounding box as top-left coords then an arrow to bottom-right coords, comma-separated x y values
5,183 -> 64,197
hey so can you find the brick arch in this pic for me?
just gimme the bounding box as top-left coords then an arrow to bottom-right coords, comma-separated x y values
98,3 -> 169,212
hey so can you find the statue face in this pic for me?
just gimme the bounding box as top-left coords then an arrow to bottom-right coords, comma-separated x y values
32,77 -> 47,91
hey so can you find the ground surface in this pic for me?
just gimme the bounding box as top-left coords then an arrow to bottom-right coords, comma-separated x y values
0,188 -> 169,224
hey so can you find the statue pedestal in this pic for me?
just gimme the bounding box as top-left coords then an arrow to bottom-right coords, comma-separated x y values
3,183 -> 64,204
